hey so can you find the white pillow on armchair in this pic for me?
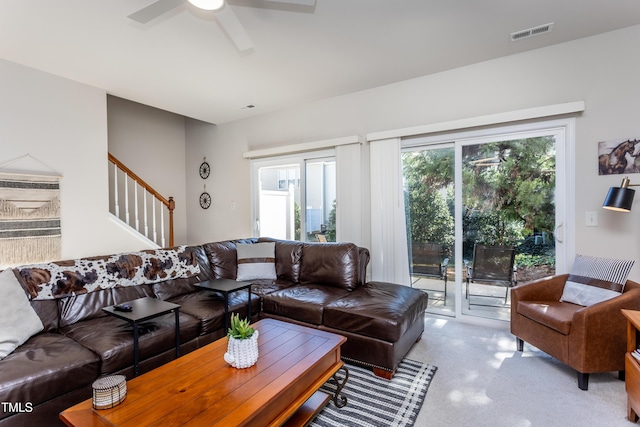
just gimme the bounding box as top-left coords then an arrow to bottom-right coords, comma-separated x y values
560,254 -> 634,306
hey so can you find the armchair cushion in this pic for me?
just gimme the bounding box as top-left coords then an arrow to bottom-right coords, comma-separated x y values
560,254 -> 634,306
517,301 -> 580,335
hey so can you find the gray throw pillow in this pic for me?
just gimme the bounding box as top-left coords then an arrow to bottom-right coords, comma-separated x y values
236,242 -> 277,281
0,269 -> 44,359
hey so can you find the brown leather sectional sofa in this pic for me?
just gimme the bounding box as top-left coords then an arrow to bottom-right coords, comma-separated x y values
0,238 -> 428,426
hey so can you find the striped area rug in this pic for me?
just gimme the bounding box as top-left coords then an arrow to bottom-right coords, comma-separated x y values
312,359 -> 437,427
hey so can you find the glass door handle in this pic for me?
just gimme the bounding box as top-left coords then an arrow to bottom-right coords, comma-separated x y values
555,223 -> 563,243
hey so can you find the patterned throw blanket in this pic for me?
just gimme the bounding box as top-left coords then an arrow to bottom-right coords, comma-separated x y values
18,246 -> 200,300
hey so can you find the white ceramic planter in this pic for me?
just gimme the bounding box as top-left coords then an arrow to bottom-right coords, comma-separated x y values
224,330 -> 259,369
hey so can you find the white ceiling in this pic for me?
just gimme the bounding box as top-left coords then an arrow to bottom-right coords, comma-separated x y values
2,0 -> 640,124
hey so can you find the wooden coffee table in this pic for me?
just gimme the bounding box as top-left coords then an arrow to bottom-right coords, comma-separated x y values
60,318 -> 348,427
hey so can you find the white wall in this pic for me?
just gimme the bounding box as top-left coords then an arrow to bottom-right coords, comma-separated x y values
188,24 -> 640,281
107,96 -> 188,245
0,58 -> 154,259
5,24 -> 640,277
185,119 -> 251,244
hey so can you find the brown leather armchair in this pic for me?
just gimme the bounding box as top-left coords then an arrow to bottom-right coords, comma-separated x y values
511,274 -> 640,390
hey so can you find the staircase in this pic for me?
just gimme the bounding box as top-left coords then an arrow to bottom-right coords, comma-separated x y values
108,153 -> 174,247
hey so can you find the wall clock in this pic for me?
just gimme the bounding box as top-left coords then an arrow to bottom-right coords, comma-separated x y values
199,160 -> 210,179
199,191 -> 211,209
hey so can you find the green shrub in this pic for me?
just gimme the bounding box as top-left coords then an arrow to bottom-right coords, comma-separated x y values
515,253 -> 555,268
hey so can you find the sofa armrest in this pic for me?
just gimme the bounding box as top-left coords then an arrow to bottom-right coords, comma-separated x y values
568,283 -> 640,372
358,247 -> 370,286
511,274 -> 568,302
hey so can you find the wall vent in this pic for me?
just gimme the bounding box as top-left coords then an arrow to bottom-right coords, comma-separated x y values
511,22 -> 554,41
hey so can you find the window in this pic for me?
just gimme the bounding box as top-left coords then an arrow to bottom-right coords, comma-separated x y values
277,168 -> 299,190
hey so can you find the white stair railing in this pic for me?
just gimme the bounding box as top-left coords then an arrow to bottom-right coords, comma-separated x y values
108,153 -> 174,247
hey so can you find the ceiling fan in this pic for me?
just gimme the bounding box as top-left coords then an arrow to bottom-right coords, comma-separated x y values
128,0 -> 316,52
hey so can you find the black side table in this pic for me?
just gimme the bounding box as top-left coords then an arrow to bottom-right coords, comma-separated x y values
195,279 -> 252,332
103,297 -> 181,376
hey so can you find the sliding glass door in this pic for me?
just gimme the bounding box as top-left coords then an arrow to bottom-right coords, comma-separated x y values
403,144 -> 455,316
304,158 -> 336,241
460,134 -> 556,321
256,163 -> 300,240
251,152 -> 336,242
403,120 -> 573,322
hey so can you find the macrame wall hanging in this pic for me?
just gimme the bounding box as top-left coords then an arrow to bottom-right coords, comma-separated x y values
0,154 -> 62,268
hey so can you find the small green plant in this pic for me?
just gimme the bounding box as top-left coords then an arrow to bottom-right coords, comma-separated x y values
227,313 -> 255,339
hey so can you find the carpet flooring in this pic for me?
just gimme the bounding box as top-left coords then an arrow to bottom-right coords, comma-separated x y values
410,315 -> 631,426
311,359 -> 437,427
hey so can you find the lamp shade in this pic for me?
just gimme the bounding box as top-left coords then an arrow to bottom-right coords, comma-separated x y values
603,186 -> 635,212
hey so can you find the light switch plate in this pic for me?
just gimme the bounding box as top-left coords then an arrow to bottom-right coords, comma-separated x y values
585,211 -> 598,227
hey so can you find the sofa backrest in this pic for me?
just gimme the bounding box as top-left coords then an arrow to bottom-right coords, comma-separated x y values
29,299 -> 59,333
17,246 -> 201,301
58,284 -> 155,328
203,238 -> 258,279
153,245 -> 215,300
203,238 -> 367,290
259,238 -> 303,283
57,246 -> 209,327
24,238 -> 369,328
300,242 -> 362,291
16,246 -> 201,327
58,288 -> 112,328
204,238 -> 304,283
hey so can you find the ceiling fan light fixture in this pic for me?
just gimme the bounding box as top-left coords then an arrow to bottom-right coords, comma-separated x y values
188,0 -> 225,11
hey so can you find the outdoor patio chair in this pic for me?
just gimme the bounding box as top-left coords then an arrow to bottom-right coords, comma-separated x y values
465,243 -> 516,309
410,242 -> 449,304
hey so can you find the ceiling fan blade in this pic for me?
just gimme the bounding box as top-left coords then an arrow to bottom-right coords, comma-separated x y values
128,0 -> 185,24
264,0 -> 316,5
215,6 -> 254,52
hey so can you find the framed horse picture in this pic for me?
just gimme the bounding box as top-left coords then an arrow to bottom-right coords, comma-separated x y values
598,138 -> 640,175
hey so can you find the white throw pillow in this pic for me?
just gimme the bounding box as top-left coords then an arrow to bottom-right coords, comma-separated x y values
0,269 -> 44,359
236,242 -> 277,281
560,254 -> 634,306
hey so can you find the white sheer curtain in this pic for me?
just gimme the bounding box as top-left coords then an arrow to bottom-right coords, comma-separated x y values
369,137 -> 410,284
336,143 -> 364,246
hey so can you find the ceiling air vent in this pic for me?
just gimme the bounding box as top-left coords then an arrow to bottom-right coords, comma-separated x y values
511,22 -> 554,41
